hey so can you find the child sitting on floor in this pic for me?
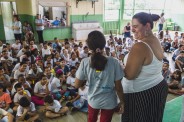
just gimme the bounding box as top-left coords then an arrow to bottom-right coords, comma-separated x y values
168,69 -> 184,95
44,95 -> 69,118
66,82 -> 88,112
16,97 -> 40,122
162,62 -> 171,82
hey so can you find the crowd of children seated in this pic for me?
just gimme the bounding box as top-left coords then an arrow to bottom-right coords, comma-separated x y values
159,30 -> 184,95
0,28 -> 184,121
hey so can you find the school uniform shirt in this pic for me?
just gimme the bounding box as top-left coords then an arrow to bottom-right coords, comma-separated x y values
35,19 -> 44,31
78,86 -> 88,101
76,57 -> 124,109
66,76 -> 75,90
42,48 -> 51,58
68,58 -> 78,67
11,81 -> 31,95
47,100 -> 62,113
12,43 -> 21,50
13,21 -> 22,34
16,49 -> 25,57
13,63 -> 29,73
34,82 -> 47,94
14,90 -> 31,103
28,68 -> 43,76
47,74 -> 54,92
14,69 -> 27,80
0,108 -> 8,115
50,77 -> 61,93
16,102 -> 36,117
80,52 -> 88,59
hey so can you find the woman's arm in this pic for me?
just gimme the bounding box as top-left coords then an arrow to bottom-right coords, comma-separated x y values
124,43 -> 148,80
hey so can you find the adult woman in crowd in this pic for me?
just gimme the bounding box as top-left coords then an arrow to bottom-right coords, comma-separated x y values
12,15 -> 22,42
123,22 -> 131,38
74,31 -> 124,122
122,12 -> 168,122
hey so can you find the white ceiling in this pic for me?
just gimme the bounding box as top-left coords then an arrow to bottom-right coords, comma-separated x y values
39,0 -> 66,7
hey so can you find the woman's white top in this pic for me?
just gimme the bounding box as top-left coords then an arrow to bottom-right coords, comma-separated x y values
123,42 -> 163,93
13,21 -> 22,34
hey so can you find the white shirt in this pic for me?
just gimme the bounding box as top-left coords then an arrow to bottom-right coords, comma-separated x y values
35,19 -> 44,30
159,16 -> 165,24
14,69 -> 27,80
13,21 -> 22,34
13,63 -> 29,72
11,81 -> 31,95
34,82 -> 47,94
0,108 -> 8,115
80,52 -> 88,59
12,43 -> 21,50
123,42 -> 163,93
78,86 -> 88,100
69,58 -> 78,66
28,68 -> 43,76
17,102 -> 35,116
47,100 -> 62,113
66,76 -> 75,89
42,48 -> 51,58
14,90 -> 31,103
50,77 -> 61,93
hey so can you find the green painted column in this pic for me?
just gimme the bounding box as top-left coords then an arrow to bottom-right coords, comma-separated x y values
119,0 -> 124,34
0,4 -> 5,41
16,0 -> 37,40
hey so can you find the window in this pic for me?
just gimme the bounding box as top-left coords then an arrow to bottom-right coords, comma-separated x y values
104,0 -> 120,21
123,0 -> 172,20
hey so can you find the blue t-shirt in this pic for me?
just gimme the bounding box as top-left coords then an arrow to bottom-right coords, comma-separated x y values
52,20 -> 60,26
76,57 -> 124,109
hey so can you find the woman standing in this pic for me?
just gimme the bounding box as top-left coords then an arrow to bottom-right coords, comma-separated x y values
158,13 -> 165,32
122,12 -> 168,122
75,31 -> 124,122
123,22 -> 131,38
12,15 -> 22,42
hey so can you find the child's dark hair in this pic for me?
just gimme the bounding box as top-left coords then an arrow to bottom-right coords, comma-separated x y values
19,97 -> 30,107
14,83 -> 22,91
86,31 -> 107,71
44,95 -> 53,104
132,12 -> 160,29
171,69 -> 182,81
70,66 -> 77,71
0,84 -> 6,92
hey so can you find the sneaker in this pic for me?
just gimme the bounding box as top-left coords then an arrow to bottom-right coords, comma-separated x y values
66,101 -> 73,107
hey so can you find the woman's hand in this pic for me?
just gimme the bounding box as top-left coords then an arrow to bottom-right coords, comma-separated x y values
116,102 -> 124,114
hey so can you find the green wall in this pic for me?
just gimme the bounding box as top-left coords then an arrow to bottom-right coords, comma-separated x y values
0,15 -> 5,41
70,14 -> 103,25
171,14 -> 184,31
44,27 -> 72,41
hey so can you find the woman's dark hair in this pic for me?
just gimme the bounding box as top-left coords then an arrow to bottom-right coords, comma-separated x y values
13,15 -> 20,21
86,31 -> 107,71
44,95 -> 53,104
133,12 -> 160,29
19,97 -> 30,107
